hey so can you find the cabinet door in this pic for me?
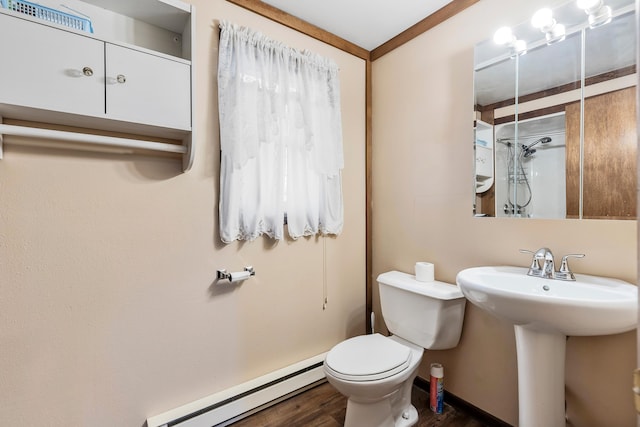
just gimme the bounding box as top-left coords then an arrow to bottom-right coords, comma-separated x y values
0,14 -> 105,116
105,44 -> 191,130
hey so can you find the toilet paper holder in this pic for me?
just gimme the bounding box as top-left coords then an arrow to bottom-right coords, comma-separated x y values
217,266 -> 256,282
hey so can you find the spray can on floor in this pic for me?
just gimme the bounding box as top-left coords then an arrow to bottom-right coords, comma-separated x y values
430,363 -> 444,414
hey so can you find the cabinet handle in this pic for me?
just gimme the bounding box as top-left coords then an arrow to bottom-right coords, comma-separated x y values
82,67 -> 93,77
116,74 -> 126,84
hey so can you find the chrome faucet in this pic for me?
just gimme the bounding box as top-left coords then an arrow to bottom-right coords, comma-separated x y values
520,247 -> 554,278
519,248 -> 585,281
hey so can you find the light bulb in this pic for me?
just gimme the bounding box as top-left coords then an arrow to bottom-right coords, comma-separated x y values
576,0 -> 602,12
546,23 -> 566,44
531,8 -> 554,30
588,4 -> 612,27
493,26 -> 514,45
512,39 -> 527,56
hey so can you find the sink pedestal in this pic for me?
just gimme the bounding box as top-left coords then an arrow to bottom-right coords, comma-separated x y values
514,326 -> 566,427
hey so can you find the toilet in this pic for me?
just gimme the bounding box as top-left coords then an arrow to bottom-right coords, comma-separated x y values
323,270 -> 466,427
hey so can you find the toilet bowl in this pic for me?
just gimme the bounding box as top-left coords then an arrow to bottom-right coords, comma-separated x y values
325,334 -> 423,427
323,271 -> 466,427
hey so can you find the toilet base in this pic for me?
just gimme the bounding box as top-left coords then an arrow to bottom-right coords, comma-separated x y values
396,404 -> 418,427
343,396 -> 418,427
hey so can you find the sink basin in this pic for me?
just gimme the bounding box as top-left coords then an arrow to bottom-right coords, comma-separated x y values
456,265 -> 637,336
456,266 -> 638,427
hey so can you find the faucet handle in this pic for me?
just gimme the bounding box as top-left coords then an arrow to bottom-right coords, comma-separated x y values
519,249 -> 541,272
557,253 -> 585,280
559,254 -> 585,272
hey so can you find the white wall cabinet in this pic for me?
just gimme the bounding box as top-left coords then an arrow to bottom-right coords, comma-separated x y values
0,0 -> 195,170
475,120 -> 494,193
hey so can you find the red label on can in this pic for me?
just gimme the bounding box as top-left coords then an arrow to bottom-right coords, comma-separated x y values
429,376 -> 444,414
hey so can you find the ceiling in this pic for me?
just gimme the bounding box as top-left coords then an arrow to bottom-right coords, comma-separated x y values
261,0 -> 454,51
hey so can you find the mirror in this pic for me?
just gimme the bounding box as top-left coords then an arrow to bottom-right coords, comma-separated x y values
473,0 -> 637,219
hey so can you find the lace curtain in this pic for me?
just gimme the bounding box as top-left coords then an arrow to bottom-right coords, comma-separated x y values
217,21 -> 344,243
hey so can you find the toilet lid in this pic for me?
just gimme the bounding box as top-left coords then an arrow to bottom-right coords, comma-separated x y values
325,334 -> 411,381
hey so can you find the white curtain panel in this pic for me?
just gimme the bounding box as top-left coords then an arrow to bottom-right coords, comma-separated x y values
217,21 -> 344,243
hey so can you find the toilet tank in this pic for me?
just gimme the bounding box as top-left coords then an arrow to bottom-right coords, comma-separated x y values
378,271 -> 466,350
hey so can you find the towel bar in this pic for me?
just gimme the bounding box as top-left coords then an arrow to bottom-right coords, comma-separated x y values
0,118 -> 193,170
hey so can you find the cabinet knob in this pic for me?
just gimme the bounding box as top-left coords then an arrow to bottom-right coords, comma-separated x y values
82,66 -> 93,77
116,74 -> 126,84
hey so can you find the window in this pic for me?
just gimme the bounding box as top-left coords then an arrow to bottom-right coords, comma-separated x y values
217,21 -> 344,243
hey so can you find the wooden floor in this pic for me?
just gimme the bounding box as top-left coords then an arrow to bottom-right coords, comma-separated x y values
230,381 -> 490,427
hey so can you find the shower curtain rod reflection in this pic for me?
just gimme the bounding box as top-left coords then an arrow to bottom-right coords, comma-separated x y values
497,130 -> 565,142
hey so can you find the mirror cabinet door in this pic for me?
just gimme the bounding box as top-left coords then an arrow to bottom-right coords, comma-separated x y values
474,57 -> 516,217
578,12 -> 637,219
507,31 -> 582,219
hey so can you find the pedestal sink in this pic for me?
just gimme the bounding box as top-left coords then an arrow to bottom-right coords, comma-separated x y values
456,266 -> 637,427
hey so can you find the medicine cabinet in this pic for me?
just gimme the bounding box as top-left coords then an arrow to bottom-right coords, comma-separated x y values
473,0 -> 636,219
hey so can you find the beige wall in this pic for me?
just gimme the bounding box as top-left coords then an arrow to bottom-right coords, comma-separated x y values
0,1 -> 366,426
372,0 -> 636,426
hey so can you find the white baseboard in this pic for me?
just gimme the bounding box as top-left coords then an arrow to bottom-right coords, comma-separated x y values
146,353 -> 327,427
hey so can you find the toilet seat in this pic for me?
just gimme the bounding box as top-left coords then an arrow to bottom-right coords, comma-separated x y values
325,333 -> 412,382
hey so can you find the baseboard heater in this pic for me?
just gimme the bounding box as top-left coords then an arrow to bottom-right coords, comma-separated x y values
146,353 -> 327,427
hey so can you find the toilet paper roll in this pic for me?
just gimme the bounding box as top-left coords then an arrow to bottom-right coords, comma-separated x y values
229,271 -> 251,282
415,262 -> 435,282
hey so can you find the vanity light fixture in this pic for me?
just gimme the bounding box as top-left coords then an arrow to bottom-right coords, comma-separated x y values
531,7 -> 566,44
576,0 -> 612,28
493,26 -> 527,56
